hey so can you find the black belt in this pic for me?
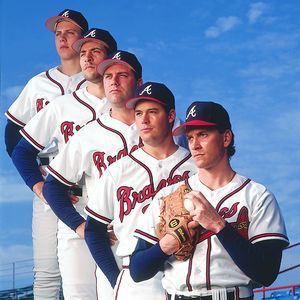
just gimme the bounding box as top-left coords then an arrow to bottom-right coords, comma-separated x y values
39,157 -> 50,166
69,186 -> 83,197
167,291 -> 235,300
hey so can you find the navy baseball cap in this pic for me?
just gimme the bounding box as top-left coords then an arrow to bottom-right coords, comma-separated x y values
72,28 -> 117,54
45,9 -> 88,33
126,82 -> 175,111
98,50 -> 142,79
173,101 -> 231,136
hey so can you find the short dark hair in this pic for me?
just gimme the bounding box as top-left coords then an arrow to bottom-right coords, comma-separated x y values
219,128 -> 235,158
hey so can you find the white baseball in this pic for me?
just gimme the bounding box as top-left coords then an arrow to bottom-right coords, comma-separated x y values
184,198 -> 195,212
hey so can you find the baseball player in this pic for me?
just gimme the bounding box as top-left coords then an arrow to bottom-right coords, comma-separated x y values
130,101 -> 289,300
4,9 -> 88,299
84,82 -> 198,300
11,28 -> 117,299
42,50 -> 144,299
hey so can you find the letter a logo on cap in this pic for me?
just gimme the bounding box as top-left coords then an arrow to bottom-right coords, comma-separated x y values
186,105 -> 196,120
62,10 -> 70,17
86,29 -> 96,38
139,84 -> 152,96
113,52 -> 122,60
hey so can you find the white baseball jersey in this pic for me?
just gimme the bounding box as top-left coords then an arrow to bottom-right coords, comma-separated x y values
18,87 -> 111,300
46,112 -> 143,197
85,146 -> 197,300
47,113 -> 186,192
5,66 -> 86,126
20,87 -> 110,154
135,173 -> 289,297
85,146 -> 197,257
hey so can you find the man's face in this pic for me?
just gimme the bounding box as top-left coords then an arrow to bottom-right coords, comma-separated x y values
186,127 -> 230,170
103,63 -> 138,106
55,21 -> 82,60
80,41 -> 107,82
135,101 -> 174,146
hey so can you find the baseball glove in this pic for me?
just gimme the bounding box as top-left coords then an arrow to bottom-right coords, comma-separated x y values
156,184 -> 195,261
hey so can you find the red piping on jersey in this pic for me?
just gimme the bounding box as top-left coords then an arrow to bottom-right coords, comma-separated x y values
97,119 -> 128,154
76,79 -> 86,90
45,70 -> 65,95
20,128 -> 44,151
186,252 -> 194,291
85,206 -> 112,224
215,178 -> 251,212
134,229 -> 159,243
169,153 -> 192,178
5,111 -> 26,127
128,152 -> 155,192
203,179 -> 251,291
206,237 -> 212,290
114,269 -> 125,300
73,91 -> 97,120
47,165 -> 74,186
249,233 -> 289,243
235,287 -> 239,300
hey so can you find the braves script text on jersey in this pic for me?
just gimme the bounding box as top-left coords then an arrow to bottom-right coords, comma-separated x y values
85,147 -> 197,300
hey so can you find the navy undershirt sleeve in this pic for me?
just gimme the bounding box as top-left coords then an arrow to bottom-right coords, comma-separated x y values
217,222 -> 287,286
129,238 -> 170,282
11,137 -> 43,189
5,120 -> 23,157
43,175 -> 85,231
130,225 -> 287,286
85,216 -> 120,288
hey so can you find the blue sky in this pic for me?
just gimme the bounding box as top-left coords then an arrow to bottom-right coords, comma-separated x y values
1,0 -> 299,290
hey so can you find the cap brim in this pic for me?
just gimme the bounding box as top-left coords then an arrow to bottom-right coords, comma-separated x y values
98,59 -> 134,76
126,97 -> 166,109
172,120 -> 217,136
45,16 -> 82,32
72,38 -> 109,53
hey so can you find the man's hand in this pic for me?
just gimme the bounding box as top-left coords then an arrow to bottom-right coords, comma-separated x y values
33,181 -> 48,204
184,191 -> 226,233
107,223 -> 118,246
39,166 -> 47,176
159,233 -> 180,255
76,222 -> 86,239
159,221 -> 200,256
68,193 -> 79,204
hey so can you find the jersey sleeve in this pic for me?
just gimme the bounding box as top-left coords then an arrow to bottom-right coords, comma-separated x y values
5,77 -> 39,126
19,101 -> 60,151
46,132 -> 87,186
85,169 -> 116,225
249,188 -> 289,244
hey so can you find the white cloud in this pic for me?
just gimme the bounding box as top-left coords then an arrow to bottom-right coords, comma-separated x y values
205,16 -> 241,38
248,2 -> 268,24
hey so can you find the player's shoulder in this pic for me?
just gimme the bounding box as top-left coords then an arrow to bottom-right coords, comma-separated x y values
235,173 -> 272,200
24,66 -> 57,87
79,115 -> 107,133
109,149 -> 141,171
30,66 -> 57,79
176,146 -> 193,161
65,116 -> 107,144
50,91 -> 77,106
